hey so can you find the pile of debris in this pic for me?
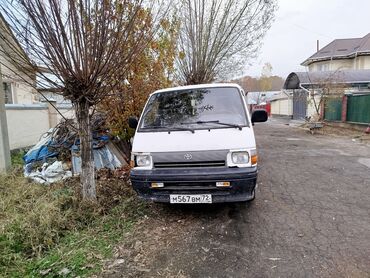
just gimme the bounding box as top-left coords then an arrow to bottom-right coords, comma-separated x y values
23,113 -> 129,184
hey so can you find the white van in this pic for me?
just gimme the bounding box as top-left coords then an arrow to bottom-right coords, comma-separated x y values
129,83 -> 268,203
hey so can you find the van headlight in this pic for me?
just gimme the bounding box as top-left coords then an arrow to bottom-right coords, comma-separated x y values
135,154 -> 152,167
231,151 -> 249,164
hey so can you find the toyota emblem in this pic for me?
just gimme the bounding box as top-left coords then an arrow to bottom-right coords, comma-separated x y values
184,153 -> 193,160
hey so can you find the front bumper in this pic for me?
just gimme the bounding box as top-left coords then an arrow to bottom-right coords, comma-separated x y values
130,166 -> 258,203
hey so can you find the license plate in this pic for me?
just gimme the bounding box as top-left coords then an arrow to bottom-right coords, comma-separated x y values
170,194 -> 212,204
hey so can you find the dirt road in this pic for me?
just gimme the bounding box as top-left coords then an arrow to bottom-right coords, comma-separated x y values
103,120 -> 370,278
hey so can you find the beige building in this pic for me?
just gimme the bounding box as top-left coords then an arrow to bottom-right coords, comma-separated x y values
1,13 -> 74,149
302,33 -> 370,72
0,13 -> 37,104
282,34 -> 370,124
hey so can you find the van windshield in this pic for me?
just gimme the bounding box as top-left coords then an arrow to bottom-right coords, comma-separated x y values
139,87 -> 248,131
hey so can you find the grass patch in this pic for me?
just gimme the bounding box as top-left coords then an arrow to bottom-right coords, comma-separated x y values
0,170 -> 148,277
11,150 -> 26,167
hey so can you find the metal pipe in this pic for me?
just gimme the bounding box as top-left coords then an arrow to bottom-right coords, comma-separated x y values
299,84 -> 312,95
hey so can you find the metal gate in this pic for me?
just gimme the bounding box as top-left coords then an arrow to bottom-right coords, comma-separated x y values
324,97 -> 342,121
293,90 -> 307,120
347,95 -> 370,124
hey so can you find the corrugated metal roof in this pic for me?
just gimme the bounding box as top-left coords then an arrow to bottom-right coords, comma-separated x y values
301,33 -> 370,66
283,70 -> 370,89
269,91 -> 292,102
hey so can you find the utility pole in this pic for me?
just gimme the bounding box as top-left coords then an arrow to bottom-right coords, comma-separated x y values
0,63 -> 11,172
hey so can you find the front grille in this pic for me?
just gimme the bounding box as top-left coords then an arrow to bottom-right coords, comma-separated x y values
151,150 -> 228,168
154,160 -> 226,168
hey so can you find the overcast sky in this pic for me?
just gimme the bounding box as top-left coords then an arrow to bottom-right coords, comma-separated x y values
243,0 -> 370,79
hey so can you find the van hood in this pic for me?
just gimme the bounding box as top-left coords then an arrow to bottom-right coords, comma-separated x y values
132,127 -> 256,153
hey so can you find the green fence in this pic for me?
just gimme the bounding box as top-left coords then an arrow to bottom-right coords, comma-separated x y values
324,97 -> 342,121
347,95 -> 370,124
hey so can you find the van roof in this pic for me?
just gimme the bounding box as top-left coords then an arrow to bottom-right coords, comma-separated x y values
151,83 -> 243,95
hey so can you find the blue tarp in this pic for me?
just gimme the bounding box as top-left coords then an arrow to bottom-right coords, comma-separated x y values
23,143 -> 58,164
23,130 -> 59,164
23,129 -> 110,165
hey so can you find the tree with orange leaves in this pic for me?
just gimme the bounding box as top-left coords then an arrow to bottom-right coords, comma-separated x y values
100,15 -> 179,146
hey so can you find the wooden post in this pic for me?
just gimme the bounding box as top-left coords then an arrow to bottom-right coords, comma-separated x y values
0,64 -> 11,172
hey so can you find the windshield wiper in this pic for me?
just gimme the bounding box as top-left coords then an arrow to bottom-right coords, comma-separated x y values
181,120 -> 243,130
143,126 -> 195,133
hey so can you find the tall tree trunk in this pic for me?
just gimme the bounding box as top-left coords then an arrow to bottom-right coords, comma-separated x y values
75,98 -> 96,201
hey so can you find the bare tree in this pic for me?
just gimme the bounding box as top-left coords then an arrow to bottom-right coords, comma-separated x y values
260,62 -> 273,92
305,70 -> 346,121
0,0 -> 168,201
176,0 -> 276,85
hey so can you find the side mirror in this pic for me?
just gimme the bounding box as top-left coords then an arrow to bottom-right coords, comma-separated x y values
251,109 -> 268,124
128,116 -> 138,129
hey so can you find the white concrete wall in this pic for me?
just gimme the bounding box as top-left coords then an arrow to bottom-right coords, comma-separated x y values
271,101 -> 278,115
306,95 -> 322,118
5,104 -> 50,149
271,98 -> 293,116
5,103 -> 75,150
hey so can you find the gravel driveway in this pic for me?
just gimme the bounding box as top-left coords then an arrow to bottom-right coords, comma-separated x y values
103,119 -> 370,278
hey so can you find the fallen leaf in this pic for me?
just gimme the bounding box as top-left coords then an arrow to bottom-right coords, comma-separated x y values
201,247 -> 210,253
58,268 -> 71,276
108,259 -> 125,268
39,269 -> 51,276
